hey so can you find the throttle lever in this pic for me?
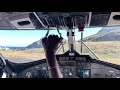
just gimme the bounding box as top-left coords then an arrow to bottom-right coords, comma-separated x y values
45,26 -> 50,38
57,26 -> 62,38
57,26 -> 64,53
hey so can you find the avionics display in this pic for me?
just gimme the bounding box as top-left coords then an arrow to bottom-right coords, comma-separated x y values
76,69 -> 90,78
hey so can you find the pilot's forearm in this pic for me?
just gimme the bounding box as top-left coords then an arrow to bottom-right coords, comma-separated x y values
46,53 -> 63,78
48,60 -> 63,78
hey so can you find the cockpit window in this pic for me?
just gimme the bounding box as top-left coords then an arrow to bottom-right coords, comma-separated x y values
0,30 -> 67,63
80,26 -> 120,65
0,26 -> 120,65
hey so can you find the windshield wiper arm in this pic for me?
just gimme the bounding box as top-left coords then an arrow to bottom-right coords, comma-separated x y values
56,41 -> 66,54
78,41 -> 99,59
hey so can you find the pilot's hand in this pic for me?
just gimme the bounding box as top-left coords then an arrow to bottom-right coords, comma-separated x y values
42,35 -> 63,78
42,35 -> 63,54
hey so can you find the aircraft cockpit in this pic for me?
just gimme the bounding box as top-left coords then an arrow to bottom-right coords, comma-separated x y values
0,12 -> 120,78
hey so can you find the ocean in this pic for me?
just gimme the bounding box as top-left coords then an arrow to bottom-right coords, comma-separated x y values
0,46 -> 25,50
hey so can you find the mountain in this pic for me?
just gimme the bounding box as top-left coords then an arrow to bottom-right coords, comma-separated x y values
25,39 -> 43,49
97,26 -> 120,34
26,38 -> 66,49
83,26 -> 120,42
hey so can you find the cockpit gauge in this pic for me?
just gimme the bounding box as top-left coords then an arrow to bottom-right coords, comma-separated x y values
76,69 -> 91,78
26,72 -> 32,78
42,66 -> 46,70
58,61 -> 76,78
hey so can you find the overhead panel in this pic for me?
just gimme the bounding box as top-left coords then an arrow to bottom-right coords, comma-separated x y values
0,12 -> 119,30
31,12 -> 90,30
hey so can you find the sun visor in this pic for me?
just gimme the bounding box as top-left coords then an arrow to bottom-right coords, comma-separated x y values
8,13 -> 36,29
107,12 -> 120,26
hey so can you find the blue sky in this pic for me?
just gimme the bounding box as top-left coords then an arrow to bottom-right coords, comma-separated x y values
0,27 -> 102,47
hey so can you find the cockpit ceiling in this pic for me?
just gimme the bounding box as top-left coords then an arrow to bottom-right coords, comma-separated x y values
0,12 -> 120,30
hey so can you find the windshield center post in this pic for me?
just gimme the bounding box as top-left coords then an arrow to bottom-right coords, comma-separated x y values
67,28 -> 75,56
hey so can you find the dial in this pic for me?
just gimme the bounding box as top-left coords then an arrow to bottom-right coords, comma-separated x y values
26,72 -> 32,78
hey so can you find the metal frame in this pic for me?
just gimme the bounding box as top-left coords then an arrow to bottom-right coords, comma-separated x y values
67,29 -> 75,56
87,12 -> 92,27
0,53 -> 17,78
0,53 -> 6,65
33,12 -> 46,28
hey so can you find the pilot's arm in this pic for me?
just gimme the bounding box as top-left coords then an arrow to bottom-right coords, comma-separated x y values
42,35 -> 63,78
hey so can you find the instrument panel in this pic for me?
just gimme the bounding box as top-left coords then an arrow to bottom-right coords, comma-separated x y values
17,60 -> 120,78
17,61 -> 77,78
17,63 -> 49,78
16,54 -> 90,78
17,52 -> 120,78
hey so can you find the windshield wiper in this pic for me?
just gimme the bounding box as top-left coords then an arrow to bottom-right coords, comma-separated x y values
78,41 -> 99,59
56,40 -> 66,54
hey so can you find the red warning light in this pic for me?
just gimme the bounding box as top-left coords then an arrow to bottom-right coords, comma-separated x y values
78,25 -> 84,32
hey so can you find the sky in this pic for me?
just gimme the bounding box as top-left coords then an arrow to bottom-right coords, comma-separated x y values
0,27 -> 102,47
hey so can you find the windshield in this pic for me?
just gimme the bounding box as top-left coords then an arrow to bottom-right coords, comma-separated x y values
0,30 -> 68,63
0,27 -> 120,65
81,26 -> 120,65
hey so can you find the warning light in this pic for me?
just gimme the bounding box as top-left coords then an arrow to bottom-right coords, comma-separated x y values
78,25 -> 84,32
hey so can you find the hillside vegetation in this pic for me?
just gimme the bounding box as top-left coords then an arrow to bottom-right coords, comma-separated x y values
1,41 -> 120,65
84,26 -> 120,42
